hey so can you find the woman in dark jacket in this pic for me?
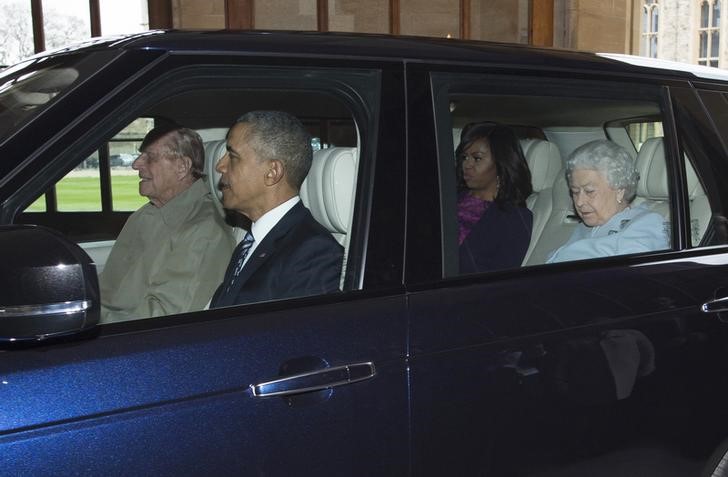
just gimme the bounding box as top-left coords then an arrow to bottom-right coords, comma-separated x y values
456,122 -> 533,273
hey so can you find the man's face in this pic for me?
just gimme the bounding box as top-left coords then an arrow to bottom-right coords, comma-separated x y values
132,135 -> 184,208
216,123 -> 270,220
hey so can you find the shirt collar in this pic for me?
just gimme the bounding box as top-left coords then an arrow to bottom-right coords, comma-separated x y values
250,196 -> 301,244
157,179 -> 208,227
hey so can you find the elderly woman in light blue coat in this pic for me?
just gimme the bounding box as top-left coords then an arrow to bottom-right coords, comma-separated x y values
548,139 -> 669,263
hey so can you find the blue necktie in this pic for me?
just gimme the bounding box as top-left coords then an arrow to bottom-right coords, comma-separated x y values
226,231 -> 254,292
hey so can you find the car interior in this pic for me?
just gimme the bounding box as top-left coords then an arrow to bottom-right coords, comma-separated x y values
444,91 -> 719,475
14,79 -> 715,323
446,92 -> 711,271
17,86 -> 361,287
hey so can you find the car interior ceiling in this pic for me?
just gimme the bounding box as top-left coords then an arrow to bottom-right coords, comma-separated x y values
146,89 -> 354,130
449,95 -> 662,129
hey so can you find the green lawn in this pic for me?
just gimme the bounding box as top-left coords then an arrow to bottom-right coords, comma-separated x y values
26,175 -> 147,212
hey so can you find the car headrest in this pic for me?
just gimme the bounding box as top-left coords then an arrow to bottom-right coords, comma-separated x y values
520,138 -> 562,192
636,137 -> 668,200
204,139 -> 227,203
300,147 -> 358,234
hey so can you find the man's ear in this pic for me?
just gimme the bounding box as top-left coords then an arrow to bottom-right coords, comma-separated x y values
176,156 -> 192,180
264,159 -> 285,186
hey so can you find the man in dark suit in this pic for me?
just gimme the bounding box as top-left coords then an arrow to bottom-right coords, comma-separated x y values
209,111 -> 343,308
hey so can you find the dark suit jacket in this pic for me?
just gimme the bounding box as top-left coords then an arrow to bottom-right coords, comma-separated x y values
459,203 -> 533,274
210,202 -> 343,307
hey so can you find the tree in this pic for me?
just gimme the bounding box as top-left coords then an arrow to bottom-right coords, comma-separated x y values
0,0 -> 88,66
0,1 -> 34,65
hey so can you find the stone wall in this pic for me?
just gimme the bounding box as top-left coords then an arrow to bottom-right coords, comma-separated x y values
470,0 -> 528,43
557,0 -> 631,53
328,0 -> 389,34
172,0 -> 225,29
657,0 -> 695,63
168,0 -> 728,68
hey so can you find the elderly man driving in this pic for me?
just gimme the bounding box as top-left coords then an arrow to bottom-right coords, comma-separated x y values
547,139 -> 669,263
100,124 -> 236,322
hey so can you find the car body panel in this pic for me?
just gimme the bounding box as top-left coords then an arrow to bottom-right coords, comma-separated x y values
0,295 -> 409,476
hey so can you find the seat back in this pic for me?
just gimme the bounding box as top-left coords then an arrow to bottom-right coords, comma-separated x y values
203,139 -> 226,205
520,138 -> 563,264
634,136 -> 711,245
633,136 -> 670,219
524,168 -> 580,265
301,147 -> 358,286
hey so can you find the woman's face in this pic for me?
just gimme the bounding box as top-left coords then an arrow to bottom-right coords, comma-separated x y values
461,137 -> 498,200
569,168 -> 627,227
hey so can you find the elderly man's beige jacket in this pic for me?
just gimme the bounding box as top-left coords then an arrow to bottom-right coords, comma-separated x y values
100,179 -> 236,323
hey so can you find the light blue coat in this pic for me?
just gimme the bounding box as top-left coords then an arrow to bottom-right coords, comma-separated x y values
547,204 -> 669,263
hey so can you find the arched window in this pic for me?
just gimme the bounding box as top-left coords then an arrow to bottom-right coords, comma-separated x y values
641,0 -> 659,58
698,0 -> 721,67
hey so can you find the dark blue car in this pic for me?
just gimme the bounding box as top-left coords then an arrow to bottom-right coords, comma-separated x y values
2,31 -> 728,476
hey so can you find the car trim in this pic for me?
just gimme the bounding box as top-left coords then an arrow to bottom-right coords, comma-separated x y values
0,299 -> 91,318
250,361 -> 377,397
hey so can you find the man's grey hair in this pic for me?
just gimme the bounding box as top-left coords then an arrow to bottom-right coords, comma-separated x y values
168,128 -> 205,179
235,110 -> 312,190
565,139 -> 640,203
142,126 -> 205,180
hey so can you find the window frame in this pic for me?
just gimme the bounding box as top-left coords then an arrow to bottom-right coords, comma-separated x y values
641,0 -> 659,59
9,56 -> 386,297
429,69 -> 685,281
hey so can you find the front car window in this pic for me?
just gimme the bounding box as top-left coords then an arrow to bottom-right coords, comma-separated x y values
0,53 -> 98,142
12,63 -> 380,324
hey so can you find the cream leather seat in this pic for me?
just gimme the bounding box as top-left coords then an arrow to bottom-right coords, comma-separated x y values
203,139 -> 227,204
524,168 -> 580,266
300,147 -> 358,286
520,138 -> 563,264
633,137 -> 670,218
633,136 -> 710,246
300,147 -> 358,247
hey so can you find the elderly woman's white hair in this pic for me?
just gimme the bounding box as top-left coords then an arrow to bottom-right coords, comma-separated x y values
565,139 -> 640,203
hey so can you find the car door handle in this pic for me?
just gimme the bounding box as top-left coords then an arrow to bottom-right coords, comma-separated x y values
250,361 -> 376,398
701,296 -> 728,313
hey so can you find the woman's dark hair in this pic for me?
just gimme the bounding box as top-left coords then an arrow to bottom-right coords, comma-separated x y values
455,121 -> 533,207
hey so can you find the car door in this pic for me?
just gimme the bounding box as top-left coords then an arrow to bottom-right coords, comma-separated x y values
406,62 -> 728,476
0,47 -> 410,476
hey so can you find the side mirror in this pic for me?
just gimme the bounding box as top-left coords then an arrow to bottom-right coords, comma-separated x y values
0,225 -> 99,341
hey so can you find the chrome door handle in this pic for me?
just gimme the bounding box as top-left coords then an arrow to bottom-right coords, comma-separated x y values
250,361 -> 376,398
701,296 -> 728,313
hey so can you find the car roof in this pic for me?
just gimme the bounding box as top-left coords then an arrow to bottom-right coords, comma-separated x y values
29,29 -> 728,84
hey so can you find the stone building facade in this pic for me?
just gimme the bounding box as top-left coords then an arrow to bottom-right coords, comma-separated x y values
164,1 -> 728,68
631,0 -> 726,67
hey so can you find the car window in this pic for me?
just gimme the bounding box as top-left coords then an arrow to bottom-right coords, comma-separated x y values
672,88 -> 728,247
0,51 -> 118,151
625,121 -> 663,150
22,118 -> 154,215
13,63 -> 380,324
432,73 -> 674,277
109,118 -> 152,211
